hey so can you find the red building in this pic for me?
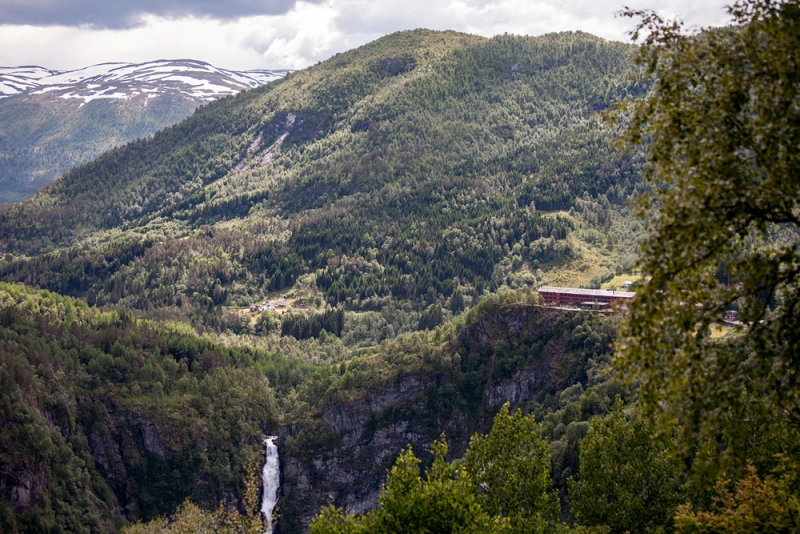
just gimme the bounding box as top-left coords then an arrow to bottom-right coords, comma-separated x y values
538,286 -> 635,308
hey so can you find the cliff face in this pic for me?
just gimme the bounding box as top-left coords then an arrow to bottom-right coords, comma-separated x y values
277,305 -> 586,533
0,393 -> 183,531
0,282 -> 284,532
279,375 -> 442,531
86,405 -> 175,518
1,392 -> 260,530
0,464 -> 47,516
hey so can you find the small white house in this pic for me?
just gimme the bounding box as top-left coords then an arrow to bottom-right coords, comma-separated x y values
277,298 -> 286,307
622,281 -> 633,289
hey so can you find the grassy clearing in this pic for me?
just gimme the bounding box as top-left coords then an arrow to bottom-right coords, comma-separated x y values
540,208 -> 643,290
710,324 -> 734,339
601,274 -> 642,290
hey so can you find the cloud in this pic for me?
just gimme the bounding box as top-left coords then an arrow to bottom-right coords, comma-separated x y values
0,0 -> 320,29
233,2 -> 349,68
0,17 -> 268,69
260,0 -> 732,68
0,0 -> 734,71
330,0 -> 732,43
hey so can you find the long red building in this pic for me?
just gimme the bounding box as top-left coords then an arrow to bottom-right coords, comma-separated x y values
538,286 -> 635,308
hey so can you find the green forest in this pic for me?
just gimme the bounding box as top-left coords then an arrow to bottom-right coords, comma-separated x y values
1,0 -> 799,532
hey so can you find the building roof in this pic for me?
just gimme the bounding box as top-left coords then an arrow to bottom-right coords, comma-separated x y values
538,286 -> 636,299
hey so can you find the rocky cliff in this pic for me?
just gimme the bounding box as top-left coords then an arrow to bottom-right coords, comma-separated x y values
275,305 -> 597,533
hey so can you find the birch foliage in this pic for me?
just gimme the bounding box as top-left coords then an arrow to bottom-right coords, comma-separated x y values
615,0 -> 800,474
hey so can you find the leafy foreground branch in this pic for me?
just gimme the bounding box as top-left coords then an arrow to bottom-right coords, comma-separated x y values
614,0 -> 800,485
569,400 -> 683,533
675,461 -> 800,533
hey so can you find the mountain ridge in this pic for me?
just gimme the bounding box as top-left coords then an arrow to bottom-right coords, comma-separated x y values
0,29 -> 645,338
0,59 -> 290,101
0,59 -> 291,205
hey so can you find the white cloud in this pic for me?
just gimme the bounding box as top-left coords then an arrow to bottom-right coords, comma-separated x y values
0,18 -> 267,70
0,0 -> 733,71
240,2 -> 349,68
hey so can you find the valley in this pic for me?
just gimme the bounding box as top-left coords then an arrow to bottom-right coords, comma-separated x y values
0,29 -> 644,532
2,14 -> 795,533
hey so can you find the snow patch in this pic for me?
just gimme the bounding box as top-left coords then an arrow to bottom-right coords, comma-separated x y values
0,59 -> 291,100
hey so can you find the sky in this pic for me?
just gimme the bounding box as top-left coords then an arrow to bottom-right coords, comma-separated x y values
0,0 -> 733,71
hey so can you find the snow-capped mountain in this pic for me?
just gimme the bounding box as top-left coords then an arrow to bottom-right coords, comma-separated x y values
0,59 -> 290,205
0,59 -> 290,102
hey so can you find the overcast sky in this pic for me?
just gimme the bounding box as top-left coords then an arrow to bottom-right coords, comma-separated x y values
0,0 -> 733,71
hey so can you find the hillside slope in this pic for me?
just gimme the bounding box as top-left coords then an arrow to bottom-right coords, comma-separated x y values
278,296 -> 618,531
0,283 -> 618,533
0,282 -> 291,531
0,30 -> 645,335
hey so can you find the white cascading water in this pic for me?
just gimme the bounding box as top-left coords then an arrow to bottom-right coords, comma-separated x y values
261,437 -> 280,534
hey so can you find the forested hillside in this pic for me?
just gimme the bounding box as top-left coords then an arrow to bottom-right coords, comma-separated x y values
0,282 -> 288,531
0,284 -> 622,533
0,30 -> 642,249
0,29 -> 653,533
0,30 -> 645,339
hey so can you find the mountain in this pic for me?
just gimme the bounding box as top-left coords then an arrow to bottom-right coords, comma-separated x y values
0,29 -> 646,533
0,30 -> 644,322
0,60 -> 290,205
0,60 -> 288,101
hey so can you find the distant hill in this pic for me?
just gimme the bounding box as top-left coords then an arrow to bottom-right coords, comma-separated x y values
0,30 -> 645,330
0,60 -> 290,204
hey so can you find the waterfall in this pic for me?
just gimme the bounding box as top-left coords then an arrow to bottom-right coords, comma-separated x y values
261,437 -> 280,534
